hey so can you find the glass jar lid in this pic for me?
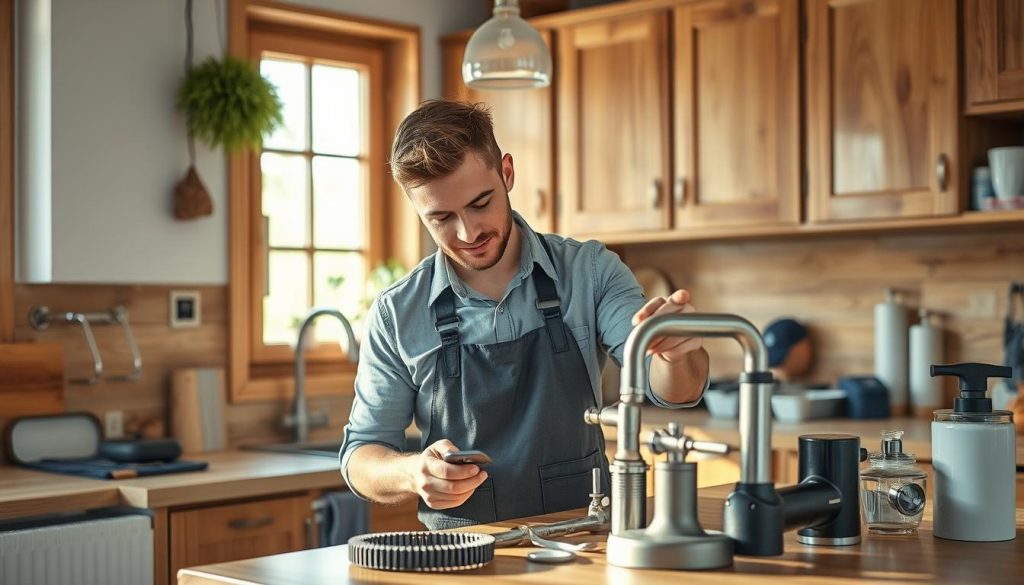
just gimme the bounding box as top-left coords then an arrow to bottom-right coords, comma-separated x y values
867,430 -> 917,465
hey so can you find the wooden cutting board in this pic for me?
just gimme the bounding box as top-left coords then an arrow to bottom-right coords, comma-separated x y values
0,342 -> 65,418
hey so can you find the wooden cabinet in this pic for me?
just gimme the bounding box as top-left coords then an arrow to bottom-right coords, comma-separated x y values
170,494 -> 313,580
557,11 -> 671,235
966,0 -> 1024,113
370,499 -> 423,532
672,0 -> 800,230
806,0 -> 959,223
441,33 -> 556,233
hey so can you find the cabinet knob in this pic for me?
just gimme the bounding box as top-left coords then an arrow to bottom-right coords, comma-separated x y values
674,177 -> 687,207
534,189 -> 546,217
936,154 -> 949,192
649,179 -> 663,208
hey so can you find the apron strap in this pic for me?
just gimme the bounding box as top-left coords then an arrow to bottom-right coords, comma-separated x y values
534,237 -> 568,353
434,287 -> 461,378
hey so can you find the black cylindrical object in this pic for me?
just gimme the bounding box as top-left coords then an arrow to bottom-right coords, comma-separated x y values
793,434 -> 863,545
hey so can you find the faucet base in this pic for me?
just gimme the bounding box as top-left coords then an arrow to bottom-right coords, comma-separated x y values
606,529 -> 733,570
796,533 -> 861,546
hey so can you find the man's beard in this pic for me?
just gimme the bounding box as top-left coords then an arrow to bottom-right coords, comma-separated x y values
446,195 -> 514,272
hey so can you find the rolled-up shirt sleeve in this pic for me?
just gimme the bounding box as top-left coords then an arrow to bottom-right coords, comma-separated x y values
592,244 -> 707,409
340,295 -> 417,500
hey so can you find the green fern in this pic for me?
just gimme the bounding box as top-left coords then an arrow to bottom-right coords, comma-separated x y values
177,56 -> 283,152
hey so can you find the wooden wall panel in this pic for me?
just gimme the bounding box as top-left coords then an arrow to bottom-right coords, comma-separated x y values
11,284 -> 353,452
622,228 -> 1024,406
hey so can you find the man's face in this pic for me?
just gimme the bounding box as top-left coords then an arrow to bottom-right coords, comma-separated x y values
407,151 -> 515,272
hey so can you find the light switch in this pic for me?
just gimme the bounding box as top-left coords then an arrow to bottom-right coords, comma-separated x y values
170,290 -> 202,328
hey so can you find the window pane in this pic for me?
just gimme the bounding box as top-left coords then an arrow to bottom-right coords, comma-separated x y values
313,252 -> 364,343
261,59 -> 307,151
261,153 -> 309,248
312,64 -> 360,156
263,251 -> 310,345
313,156 -> 363,249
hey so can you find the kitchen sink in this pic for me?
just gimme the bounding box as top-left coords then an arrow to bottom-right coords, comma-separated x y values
244,440 -> 344,459
244,435 -> 422,458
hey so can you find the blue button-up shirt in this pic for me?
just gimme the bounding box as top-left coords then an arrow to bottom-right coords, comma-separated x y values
340,213 -> 703,496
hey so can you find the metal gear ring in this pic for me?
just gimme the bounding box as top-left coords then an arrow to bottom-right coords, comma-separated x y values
347,531 -> 496,572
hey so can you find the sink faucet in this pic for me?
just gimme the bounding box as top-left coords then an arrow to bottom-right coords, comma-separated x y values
284,307 -> 359,443
591,312 -> 864,563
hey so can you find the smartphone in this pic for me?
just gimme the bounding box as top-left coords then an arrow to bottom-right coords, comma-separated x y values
442,449 -> 492,465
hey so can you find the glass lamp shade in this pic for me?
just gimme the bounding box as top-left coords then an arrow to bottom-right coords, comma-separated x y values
462,0 -> 551,90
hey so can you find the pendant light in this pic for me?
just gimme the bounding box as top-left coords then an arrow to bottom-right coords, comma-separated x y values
462,0 -> 551,89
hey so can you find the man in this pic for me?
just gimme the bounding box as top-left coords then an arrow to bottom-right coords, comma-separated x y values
341,100 -> 709,530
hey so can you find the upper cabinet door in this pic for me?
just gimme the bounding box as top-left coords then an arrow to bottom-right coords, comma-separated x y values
966,0 -> 1024,113
558,12 -> 671,236
807,0 -> 959,223
441,34 -> 556,234
673,0 -> 800,230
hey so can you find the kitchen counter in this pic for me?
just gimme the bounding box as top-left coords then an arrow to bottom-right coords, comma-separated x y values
177,483 -> 1024,585
632,408 -> 1024,465
0,450 -> 344,520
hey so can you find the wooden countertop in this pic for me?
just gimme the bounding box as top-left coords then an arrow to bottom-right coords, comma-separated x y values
178,483 -> 1024,585
632,408 -> 1024,466
0,450 -> 344,519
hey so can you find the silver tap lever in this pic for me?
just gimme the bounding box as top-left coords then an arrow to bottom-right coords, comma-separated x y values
649,423 -> 731,463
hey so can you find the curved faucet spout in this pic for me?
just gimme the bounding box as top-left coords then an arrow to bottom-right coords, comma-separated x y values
290,307 -> 360,443
619,313 -> 772,484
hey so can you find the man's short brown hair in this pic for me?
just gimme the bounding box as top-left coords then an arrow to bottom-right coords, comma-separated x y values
389,99 -> 503,189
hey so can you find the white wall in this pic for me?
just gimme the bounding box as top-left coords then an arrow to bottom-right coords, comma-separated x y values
37,0 -> 488,284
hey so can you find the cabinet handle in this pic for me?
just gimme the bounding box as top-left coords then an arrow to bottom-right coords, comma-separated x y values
674,177 -> 687,207
534,189 -> 546,217
228,516 -> 274,530
649,179 -> 662,208
936,154 -> 949,192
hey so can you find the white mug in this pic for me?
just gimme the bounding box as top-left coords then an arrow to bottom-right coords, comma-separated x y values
988,146 -> 1024,201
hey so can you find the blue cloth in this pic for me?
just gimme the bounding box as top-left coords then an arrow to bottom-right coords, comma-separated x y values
25,457 -> 207,479
341,212 -> 707,498
319,490 -> 369,546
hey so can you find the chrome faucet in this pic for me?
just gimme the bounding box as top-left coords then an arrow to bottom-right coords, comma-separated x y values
591,312 -> 865,566
284,307 -> 359,443
596,313 -> 773,535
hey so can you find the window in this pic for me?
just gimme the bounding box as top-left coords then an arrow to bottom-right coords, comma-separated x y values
252,33 -> 383,360
229,1 -> 420,402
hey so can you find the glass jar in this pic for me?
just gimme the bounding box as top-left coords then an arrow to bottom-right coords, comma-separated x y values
859,430 -> 928,535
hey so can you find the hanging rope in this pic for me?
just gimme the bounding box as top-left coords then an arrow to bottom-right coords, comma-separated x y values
185,0 -> 196,166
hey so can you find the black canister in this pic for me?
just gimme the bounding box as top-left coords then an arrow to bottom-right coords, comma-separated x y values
794,434 -> 864,545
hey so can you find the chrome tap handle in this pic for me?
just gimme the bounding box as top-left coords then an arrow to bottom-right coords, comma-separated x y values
584,405 -> 618,427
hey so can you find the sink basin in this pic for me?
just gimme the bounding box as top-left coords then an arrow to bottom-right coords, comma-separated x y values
244,435 -> 422,458
244,440 -> 344,458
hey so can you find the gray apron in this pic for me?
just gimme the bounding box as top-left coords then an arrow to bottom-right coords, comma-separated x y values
419,240 -> 610,530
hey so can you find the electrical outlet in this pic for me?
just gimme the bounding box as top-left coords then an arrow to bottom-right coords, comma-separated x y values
967,291 -> 997,318
105,410 -> 124,439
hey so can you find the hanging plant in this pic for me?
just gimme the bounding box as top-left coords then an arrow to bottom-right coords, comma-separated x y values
177,55 -> 283,152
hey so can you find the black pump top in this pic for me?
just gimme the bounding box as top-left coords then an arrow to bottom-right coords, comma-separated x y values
930,363 -> 1012,413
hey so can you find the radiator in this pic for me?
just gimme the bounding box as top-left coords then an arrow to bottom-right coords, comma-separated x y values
0,512 -> 153,585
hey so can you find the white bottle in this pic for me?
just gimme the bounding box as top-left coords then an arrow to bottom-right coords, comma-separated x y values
930,363 -> 1016,542
875,289 -> 908,415
909,309 -> 943,418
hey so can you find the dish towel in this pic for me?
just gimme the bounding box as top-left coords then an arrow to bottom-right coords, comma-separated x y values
319,490 -> 369,547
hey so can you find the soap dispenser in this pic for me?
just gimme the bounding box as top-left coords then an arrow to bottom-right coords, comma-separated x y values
860,430 -> 927,535
930,363 -> 1015,542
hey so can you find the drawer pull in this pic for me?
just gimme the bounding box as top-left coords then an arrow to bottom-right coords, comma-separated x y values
228,516 -> 274,530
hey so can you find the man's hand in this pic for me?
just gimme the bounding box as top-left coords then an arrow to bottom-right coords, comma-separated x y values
406,439 -> 489,510
631,289 -> 704,363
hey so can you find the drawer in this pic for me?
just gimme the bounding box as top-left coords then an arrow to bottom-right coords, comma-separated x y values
170,493 -> 312,580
